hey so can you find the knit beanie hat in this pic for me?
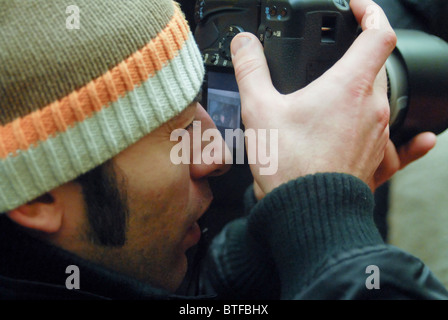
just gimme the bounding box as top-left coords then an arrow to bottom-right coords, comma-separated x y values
0,0 -> 204,212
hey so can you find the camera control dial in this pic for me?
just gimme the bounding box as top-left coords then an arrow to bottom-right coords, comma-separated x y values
333,0 -> 349,10
218,26 -> 244,61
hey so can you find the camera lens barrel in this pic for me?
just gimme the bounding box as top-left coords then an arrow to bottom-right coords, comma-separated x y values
389,29 -> 448,145
386,51 -> 409,131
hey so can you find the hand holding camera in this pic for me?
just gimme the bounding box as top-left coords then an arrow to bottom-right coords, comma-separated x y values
195,0 -> 447,194
232,0 -> 408,194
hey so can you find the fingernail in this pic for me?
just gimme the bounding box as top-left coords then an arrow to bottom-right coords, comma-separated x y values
231,36 -> 252,57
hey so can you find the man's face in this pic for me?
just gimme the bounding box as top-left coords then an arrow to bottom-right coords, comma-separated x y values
86,102 -> 230,292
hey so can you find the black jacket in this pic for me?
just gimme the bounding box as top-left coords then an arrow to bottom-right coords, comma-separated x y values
200,174 -> 448,299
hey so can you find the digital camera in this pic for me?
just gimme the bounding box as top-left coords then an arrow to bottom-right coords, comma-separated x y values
194,0 -> 448,146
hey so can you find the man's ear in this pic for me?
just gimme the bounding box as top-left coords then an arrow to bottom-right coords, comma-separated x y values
7,193 -> 63,234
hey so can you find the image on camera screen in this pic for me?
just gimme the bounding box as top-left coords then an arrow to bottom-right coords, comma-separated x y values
208,89 -> 240,130
206,71 -> 241,135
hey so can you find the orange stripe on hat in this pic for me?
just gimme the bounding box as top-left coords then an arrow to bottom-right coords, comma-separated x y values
0,7 -> 190,159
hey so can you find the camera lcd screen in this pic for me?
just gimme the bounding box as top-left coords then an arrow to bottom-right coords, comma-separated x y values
205,70 -> 245,159
206,71 -> 241,135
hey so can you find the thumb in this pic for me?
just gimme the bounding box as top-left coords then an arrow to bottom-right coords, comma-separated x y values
231,33 -> 275,104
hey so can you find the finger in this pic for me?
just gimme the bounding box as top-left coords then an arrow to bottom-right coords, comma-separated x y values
351,0 -> 390,30
374,139 -> 399,188
230,33 -> 274,101
333,0 -> 396,84
398,132 -> 437,169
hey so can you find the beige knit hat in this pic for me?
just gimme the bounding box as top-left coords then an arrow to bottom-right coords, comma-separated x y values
0,0 -> 204,212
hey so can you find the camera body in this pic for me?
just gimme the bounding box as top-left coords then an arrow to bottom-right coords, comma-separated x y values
194,0 -> 448,146
195,0 -> 357,93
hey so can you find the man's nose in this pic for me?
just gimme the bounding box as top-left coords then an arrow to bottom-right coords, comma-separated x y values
189,105 -> 232,180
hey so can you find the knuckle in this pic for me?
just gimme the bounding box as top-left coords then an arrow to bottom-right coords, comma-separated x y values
348,77 -> 374,98
375,103 -> 390,126
379,29 -> 397,51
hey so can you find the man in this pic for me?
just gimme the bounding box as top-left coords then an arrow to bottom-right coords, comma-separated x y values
0,0 -> 445,300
